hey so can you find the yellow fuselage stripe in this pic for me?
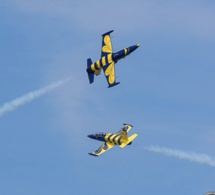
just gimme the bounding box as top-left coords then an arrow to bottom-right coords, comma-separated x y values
96,60 -> 101,69
124,48 -> 128,55
91,64 -> 96,71
102,56 -> 106,66
107,54 -> 112,64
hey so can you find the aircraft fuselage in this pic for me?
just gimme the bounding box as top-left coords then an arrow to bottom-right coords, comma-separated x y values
88,132 -> 129,146
86,44 -> 140,75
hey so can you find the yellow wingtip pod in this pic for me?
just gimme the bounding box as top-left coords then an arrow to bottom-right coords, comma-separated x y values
137,44 -> 140,47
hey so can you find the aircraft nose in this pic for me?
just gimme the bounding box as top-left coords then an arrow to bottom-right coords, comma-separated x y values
88,134 -> 95,139
127,44 -> 140,54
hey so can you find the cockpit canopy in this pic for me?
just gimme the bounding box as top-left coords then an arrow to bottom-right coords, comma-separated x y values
95,132 -> 105,137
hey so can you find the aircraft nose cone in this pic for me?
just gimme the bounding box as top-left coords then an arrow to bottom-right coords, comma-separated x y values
127,44 -> 140,54
88,134 -> 94,139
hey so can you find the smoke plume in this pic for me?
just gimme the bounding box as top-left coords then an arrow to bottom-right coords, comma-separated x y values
145,145 -> 215,167
0,78 -> 71,117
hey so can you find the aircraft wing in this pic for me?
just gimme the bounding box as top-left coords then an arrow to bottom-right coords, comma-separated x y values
123,124 -> 133,133
89,142 -> 115,157
103,60 -> 119,87
101,30 -> 119,88
101,30 -> 113,57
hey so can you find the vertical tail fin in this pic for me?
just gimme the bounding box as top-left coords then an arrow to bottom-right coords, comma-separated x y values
86,58 -> 94,84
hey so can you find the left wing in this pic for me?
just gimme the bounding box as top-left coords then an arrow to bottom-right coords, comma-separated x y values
103,60 -> 119,87
101,30 -> 120,88
89,142 -> 115,157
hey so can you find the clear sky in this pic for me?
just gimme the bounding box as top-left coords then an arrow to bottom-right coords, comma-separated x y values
0,0 -> 215,194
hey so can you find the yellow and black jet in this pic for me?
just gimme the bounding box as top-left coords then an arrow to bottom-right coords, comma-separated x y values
86,30 -> 140,88
88,124 -> 138,156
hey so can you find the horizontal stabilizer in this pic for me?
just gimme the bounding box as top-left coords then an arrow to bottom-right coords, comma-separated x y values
87,72 -> 94,84
119,133 -> 138,148
86,58 -> 94,84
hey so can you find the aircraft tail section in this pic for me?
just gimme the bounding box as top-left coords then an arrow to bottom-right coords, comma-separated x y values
119,133 -> 138,148
86,58 -> 94,84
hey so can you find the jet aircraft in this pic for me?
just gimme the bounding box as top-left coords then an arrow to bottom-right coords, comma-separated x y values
86,30 -> 140,88
88,124 -> 138,156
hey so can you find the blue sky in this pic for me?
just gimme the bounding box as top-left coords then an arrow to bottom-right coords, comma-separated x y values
0,0 -> 215,194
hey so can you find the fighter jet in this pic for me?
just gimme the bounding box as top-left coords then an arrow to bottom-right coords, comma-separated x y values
88,124 -> 138,156
86,30 -> 140,88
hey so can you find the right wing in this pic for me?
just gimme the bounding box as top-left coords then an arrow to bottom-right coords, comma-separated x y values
89,142 -> 115,157
101,30 -> 120,88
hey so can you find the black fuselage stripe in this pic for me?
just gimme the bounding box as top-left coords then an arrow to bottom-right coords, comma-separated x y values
95,62 -> 100,70
108,134 -> 113,142
113,135 -> 119,145
118,138 -> 121,145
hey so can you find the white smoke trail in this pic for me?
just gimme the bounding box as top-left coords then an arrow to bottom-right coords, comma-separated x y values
145,145 -> 215,167
0,78 -> 72,117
